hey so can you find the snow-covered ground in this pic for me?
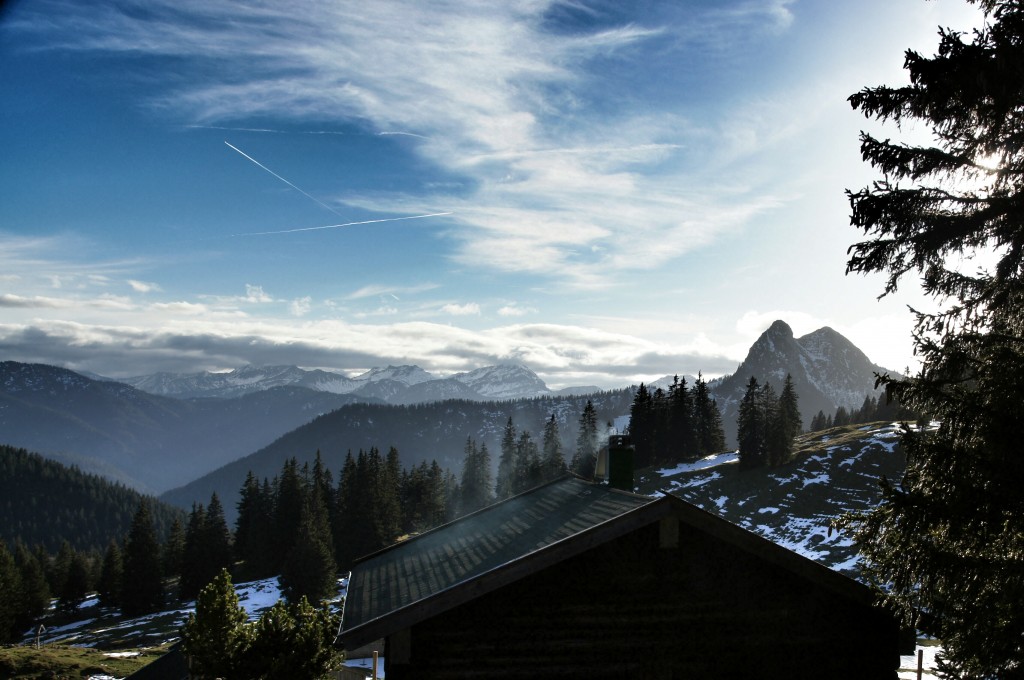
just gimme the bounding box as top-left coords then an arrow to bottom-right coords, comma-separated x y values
656,452 -> 739,476
898,641 -> 942,678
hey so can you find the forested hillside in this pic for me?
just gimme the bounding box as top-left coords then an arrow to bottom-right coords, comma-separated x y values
161,390 -> 634,519
0,445 -> 184,553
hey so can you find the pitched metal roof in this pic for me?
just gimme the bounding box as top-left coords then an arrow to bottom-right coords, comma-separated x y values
337,474 -> 876,651
339,476 -> 655,647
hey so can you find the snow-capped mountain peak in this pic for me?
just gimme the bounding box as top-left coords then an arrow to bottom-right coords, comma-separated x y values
351,365 -> 436,386
450,364 -> 550,400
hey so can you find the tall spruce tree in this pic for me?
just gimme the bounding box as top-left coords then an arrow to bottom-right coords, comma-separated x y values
280,491 -> 337,606
495,417 -> 517,499
121,500 -> 164,616
202,493 -> 234,579
541,414 -> 567,480
842,2 -> 1024,675
274,458 -> 307,567
234,471 -> 261,570
692,373 -> 726,456
513,430 -> 542,494
668,376 -> 697,461
460,437 -> 493,515
179,503 -> 208,601
374,447 -> 402,546
737,377 -> 765,468
778,374 -> 802,442
333,451 -> 360,568
626,385 -> 654,470
97,539 -> 123,609
162,517 -> 185,582
572,400 -> 599,478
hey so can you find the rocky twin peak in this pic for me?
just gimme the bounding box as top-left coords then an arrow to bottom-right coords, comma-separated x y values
712,320 -> 894,443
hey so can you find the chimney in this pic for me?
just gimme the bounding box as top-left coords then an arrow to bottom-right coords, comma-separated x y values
606,434 -> 634,492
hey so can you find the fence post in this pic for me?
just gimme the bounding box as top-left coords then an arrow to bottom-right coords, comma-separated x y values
917,648 -> 923,680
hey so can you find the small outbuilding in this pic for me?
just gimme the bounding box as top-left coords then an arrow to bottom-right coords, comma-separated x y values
337,476 -> 907,679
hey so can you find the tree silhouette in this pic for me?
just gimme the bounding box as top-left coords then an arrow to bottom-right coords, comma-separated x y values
842,2 -> 1024,674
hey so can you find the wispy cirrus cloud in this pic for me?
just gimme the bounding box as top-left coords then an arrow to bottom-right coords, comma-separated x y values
11,0 -> 801,289
346,283 -> 439,301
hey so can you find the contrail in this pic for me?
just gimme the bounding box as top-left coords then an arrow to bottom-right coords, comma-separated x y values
231,212 -> 454,237
224,141 -> 344,216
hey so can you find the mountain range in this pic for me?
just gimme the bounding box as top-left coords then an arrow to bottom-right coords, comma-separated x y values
0,320 -> 895,511
0,361 -> 366,492
110,363 -> 598,403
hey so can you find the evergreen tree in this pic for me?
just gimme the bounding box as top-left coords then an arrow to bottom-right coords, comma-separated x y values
842,2 -> 1024,674
425,460 -> 450,527
512,430 -> 542,494
235,474 -> 277,581
832,405 -> 850,427
274,458 -> 307,566
311,450 -> 336,521
50,540 -> 75,598
57,549 -> 90,612
162,517 -> 185,582
495,417 -> 517,499
670,376 -> 697,461
442,468 -> 461,523
373,447 -> 402,546
401,460 -> 449,532
459,437 -> 492,516
333,451 -> 359,569
737,377 -> 765,468
626,385 -> 654,470
760,382 -> 789,468
541,414 -> 567,480
572,400 -> 599,478
234,471 -> 261,569
97,539 -> 123,609
181,569 -> 341,680
202,493 -> 234,579
181,569 -> 249,680
238,597 -> 342,680
13,540 -> 49,633
778,374 -> 802,442
693,373 -> 726,456
121,500 -> 164,616
179,503 -> 208,601
279,492 -> 337,606
0,541 -> 20,643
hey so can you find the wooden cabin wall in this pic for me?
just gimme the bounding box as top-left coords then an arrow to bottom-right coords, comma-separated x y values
385,518 -> 901,679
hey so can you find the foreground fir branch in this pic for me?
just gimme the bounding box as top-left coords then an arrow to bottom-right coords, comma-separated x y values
842,1 -> 1024,677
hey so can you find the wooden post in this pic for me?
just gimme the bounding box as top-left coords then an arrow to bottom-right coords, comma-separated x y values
36,624 -> 45,649
372,650 -> 378,680
917,648 -> 924,680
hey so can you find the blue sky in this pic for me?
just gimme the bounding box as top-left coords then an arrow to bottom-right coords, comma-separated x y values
0,0 -> 982,388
